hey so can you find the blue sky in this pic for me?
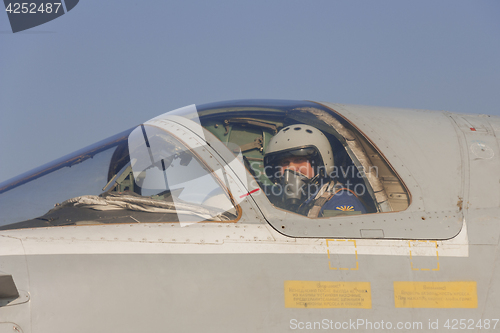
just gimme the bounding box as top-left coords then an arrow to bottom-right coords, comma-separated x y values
1,0 -> 499,183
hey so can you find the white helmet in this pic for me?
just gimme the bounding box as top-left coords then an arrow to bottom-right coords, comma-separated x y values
264,124 -> 335,182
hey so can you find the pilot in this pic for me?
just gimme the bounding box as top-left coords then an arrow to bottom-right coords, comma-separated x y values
263,124 -> 366,218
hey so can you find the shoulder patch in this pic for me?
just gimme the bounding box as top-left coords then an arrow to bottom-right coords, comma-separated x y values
335,205 -> 354,211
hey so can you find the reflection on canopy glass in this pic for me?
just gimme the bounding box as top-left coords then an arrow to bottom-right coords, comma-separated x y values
0,121 -> 238,230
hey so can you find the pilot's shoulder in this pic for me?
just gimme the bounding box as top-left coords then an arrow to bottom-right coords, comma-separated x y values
324,188 -> 365,210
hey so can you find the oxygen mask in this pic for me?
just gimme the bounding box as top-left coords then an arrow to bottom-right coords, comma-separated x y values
280,168 -> 312,209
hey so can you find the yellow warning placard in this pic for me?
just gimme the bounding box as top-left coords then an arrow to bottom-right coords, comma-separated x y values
394,281 -> 477,308
284,281 -> 371,309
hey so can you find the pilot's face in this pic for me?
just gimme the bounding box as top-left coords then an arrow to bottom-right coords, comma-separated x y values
279,156 -> 314,179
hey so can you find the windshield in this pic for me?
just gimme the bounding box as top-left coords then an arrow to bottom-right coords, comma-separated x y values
0,107 -> 238,229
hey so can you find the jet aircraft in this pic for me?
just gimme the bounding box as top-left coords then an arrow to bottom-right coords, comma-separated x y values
0,100 -> 499,332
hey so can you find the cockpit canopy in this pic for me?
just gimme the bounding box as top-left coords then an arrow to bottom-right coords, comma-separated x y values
0,100 -> 410,230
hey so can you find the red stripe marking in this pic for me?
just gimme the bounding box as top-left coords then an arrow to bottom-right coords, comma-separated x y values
239,188 -> 260,198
